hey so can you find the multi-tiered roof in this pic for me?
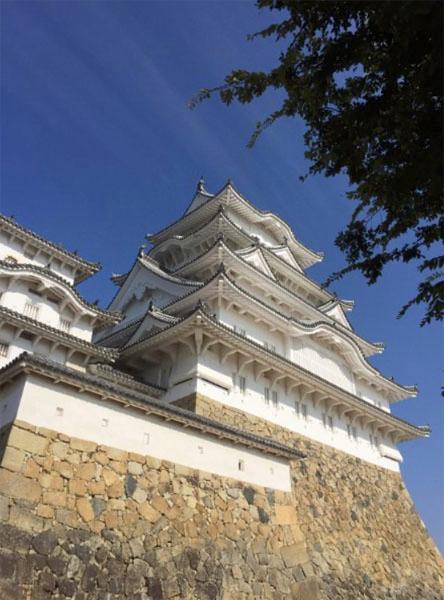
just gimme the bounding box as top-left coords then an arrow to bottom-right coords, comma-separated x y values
0,215 -> 120,368
98,179 -> 428,450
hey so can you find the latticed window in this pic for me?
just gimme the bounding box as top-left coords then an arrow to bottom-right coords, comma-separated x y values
24,302 -> 39,320
272,390 -> 278,408
59,318 -> 72,333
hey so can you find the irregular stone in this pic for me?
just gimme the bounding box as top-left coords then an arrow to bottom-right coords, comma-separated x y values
77,498 -> 95,522
70,438 -> 97,453
128,461 -> 143,475
32,530 -> 58,555
1,446 -> 26,472
0,470 -> 41,503
125,474 -> 137,497
7,427 -> 48,454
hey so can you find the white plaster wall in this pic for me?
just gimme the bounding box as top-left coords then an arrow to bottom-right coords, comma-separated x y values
0,279 -> 93,341
1,375 -> 292,491
0,337 -> 67,370
165,348 -> 402,472
0,234 -> 75,284
291,337 -> 355,394
226,209 -> 280,248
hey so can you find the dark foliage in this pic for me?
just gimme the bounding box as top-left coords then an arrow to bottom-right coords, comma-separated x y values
190,0 -> 443,325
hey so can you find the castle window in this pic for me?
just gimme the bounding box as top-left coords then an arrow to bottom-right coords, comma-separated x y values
239,376 -> 246,395
0,342 -> 9,358
24,302 -> 39,320
328,416 -> 334,431
59,318 -> 72,333
347,424 -> 352,438
264,387 -> 270,404
352,426 -> 358,441
295,400 -> 300,415
238,459 -> 245,472
301,404 -> 308,420
272,390 -> 278,408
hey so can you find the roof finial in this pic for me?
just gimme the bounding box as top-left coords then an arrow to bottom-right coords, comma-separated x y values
197,176 -> 205,193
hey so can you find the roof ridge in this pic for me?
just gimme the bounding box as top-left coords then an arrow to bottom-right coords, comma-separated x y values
0,214 -> 100,276
0,260 -> 121,322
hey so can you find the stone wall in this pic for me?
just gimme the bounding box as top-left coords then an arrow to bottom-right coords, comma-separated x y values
0,395 -> 443,599
0,420 -> 317,599
174,393 -> 444,599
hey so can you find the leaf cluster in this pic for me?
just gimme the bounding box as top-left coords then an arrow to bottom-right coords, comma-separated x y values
191,0 -> 443,325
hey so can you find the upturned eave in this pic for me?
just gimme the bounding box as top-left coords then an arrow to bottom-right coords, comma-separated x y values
121,309 -> 426,443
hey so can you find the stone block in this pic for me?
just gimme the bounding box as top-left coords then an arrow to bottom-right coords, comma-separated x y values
77,498 -> 95,522
22,458 -> 40,479
42,491 -> 66,507
76,462 -> 96,480
128,461 -> 144,475
9,505 -> 44,533
1,447 -> 26,472
107,481 -> 124,498
50,441 -> 69,460
138,502 -> 160,522
0,470 -> 41,503
280,542 -> 310,568
7,427 -> 48,454
70,437 -> 97,453
100,446 -> 127,461
53,461 -> 74,479
69,479 -> 87,496
274,505 -> 298,525
151,495 -> 169,514
36,504 -> 54,519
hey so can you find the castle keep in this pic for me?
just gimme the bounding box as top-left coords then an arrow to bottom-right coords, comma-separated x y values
0,179 -> 442,598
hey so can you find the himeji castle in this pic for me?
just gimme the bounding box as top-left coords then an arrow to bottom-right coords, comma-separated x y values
96,177 -> 428,473
0,180 -> 442,600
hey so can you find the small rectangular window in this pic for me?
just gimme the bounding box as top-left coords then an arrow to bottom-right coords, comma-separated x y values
301,404 -> 308,419
352,427 -> 358,441
0,342 -> 9,358
272,390 -> 278,408
238,459 -> 245,472
239,376 -> 246,394
328,416 -> 333,431
24,302 -> 39,320
59,318 -> 72,333
294,400 -> 300,415
264,387 -> 270,404
322,412 -> 327,428
347,424 -> 352,438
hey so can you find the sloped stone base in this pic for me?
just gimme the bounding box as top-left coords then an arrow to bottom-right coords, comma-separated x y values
174,393 -> 444,599
0,403 -> 443,599
0,420 -> 317,599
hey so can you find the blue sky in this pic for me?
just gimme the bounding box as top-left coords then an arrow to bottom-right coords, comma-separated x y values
1,1 -> 443,551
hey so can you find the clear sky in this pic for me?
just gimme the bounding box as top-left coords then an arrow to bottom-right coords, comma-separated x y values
1,1 -> 443,552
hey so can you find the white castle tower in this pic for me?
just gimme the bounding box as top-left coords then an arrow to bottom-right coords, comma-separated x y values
95,178 -> 429,472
